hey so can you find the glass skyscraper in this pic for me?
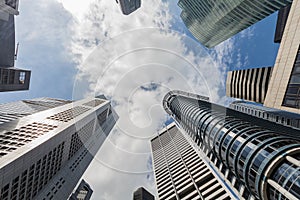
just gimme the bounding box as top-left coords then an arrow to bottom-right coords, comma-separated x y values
0,96 -> 118,199
163,90 -> 300,200
117,0 -> 141,15
178,0 -> 292,48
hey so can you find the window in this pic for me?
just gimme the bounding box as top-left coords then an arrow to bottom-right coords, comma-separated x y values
19,72 -> 26,84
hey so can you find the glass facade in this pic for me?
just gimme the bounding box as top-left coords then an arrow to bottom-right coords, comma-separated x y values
178,0 -> 293,48
118,0 -> 141,15
283,45 -> 300,108
163,90 -> 300,200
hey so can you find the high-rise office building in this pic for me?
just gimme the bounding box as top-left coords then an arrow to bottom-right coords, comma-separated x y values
0,97 -> 72,125
0,96 -> 118,200
178,0 -> 292,48
0,0 -> 19,21
133,187 -> 154,200
117,0 -> 141,15
163,90 -> 300,200
0,12 -> 31,92
151,122 -> 234,200
264,0 -> 300,113
230,101 -> 300,130
226,67 -> 273,104
69,179 -> 93,200
0,14 -> 15,67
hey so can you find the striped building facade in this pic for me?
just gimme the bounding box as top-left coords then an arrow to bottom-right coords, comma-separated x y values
151,123 -> 234,200
163,90 -> 300,200
226,67 -> 273,104
178,0 -> 292,48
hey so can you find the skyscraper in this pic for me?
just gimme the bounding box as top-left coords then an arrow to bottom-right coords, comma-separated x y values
163,90 -> 300,200
0,96 -> 118,200
0,0 -> 19,21
133,187 -> 154,200
0,11 -> 31,92
69,179 -> 93,200
151,122 -> 235,200
178,0 -> 292,48
0,97 -> 72,125
117,0 -> 141,15
226,67 -> 273,104
264,0 -> 300,113
230,101 -> 300,130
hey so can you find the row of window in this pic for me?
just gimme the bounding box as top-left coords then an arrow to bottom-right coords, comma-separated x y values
232,104 -> 300,129
0,142 -> 64,200
167,95 -> 300,199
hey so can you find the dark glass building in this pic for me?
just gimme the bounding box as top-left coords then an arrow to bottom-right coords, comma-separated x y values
163,90 -> 300,200
0,13 -> 31,92
117,0 -> 141,15
133,187 -> 154,200
178,0 -> 292,48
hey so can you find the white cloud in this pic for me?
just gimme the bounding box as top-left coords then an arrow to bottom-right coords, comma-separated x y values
69,1 -> 238,199
11,0 -> 239,199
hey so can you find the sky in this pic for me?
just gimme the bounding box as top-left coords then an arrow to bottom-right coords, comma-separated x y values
0,0 -> 281,199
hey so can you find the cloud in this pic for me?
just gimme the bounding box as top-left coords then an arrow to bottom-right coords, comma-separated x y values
68,1 -> 239,200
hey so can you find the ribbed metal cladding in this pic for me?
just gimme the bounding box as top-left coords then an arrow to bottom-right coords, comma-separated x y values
178,0 -> 292,48
151,123 -> 232,200
226,67 -> 273,104
163,90 -> 300,200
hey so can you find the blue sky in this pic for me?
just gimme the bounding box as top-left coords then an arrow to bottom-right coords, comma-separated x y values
0,2 -> 280,104
0,0 -> 283,199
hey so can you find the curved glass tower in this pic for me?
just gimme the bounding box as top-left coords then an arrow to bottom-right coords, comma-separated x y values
178,0 -> 293,48
163,90 -> 300,200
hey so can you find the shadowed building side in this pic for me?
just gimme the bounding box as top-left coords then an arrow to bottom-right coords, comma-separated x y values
0,12 -> 31,92
274,4 -> 292,43
0,14 -> 15,67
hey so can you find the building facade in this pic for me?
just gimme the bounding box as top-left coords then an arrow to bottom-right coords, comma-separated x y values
151,122 -> 235,200
0,12 -> 31,92
264,0 -> 300,113
230,101 -> 300,130
69,179 -> 93,200
163,90 -> 300,200
0,97 -> 72,125
117,0 -> 141,15
226,67 -> 273,104
0,0 -> 19,21
0,96 -> 118,200
133,187 -> 154,200
178,0 -> 292,48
